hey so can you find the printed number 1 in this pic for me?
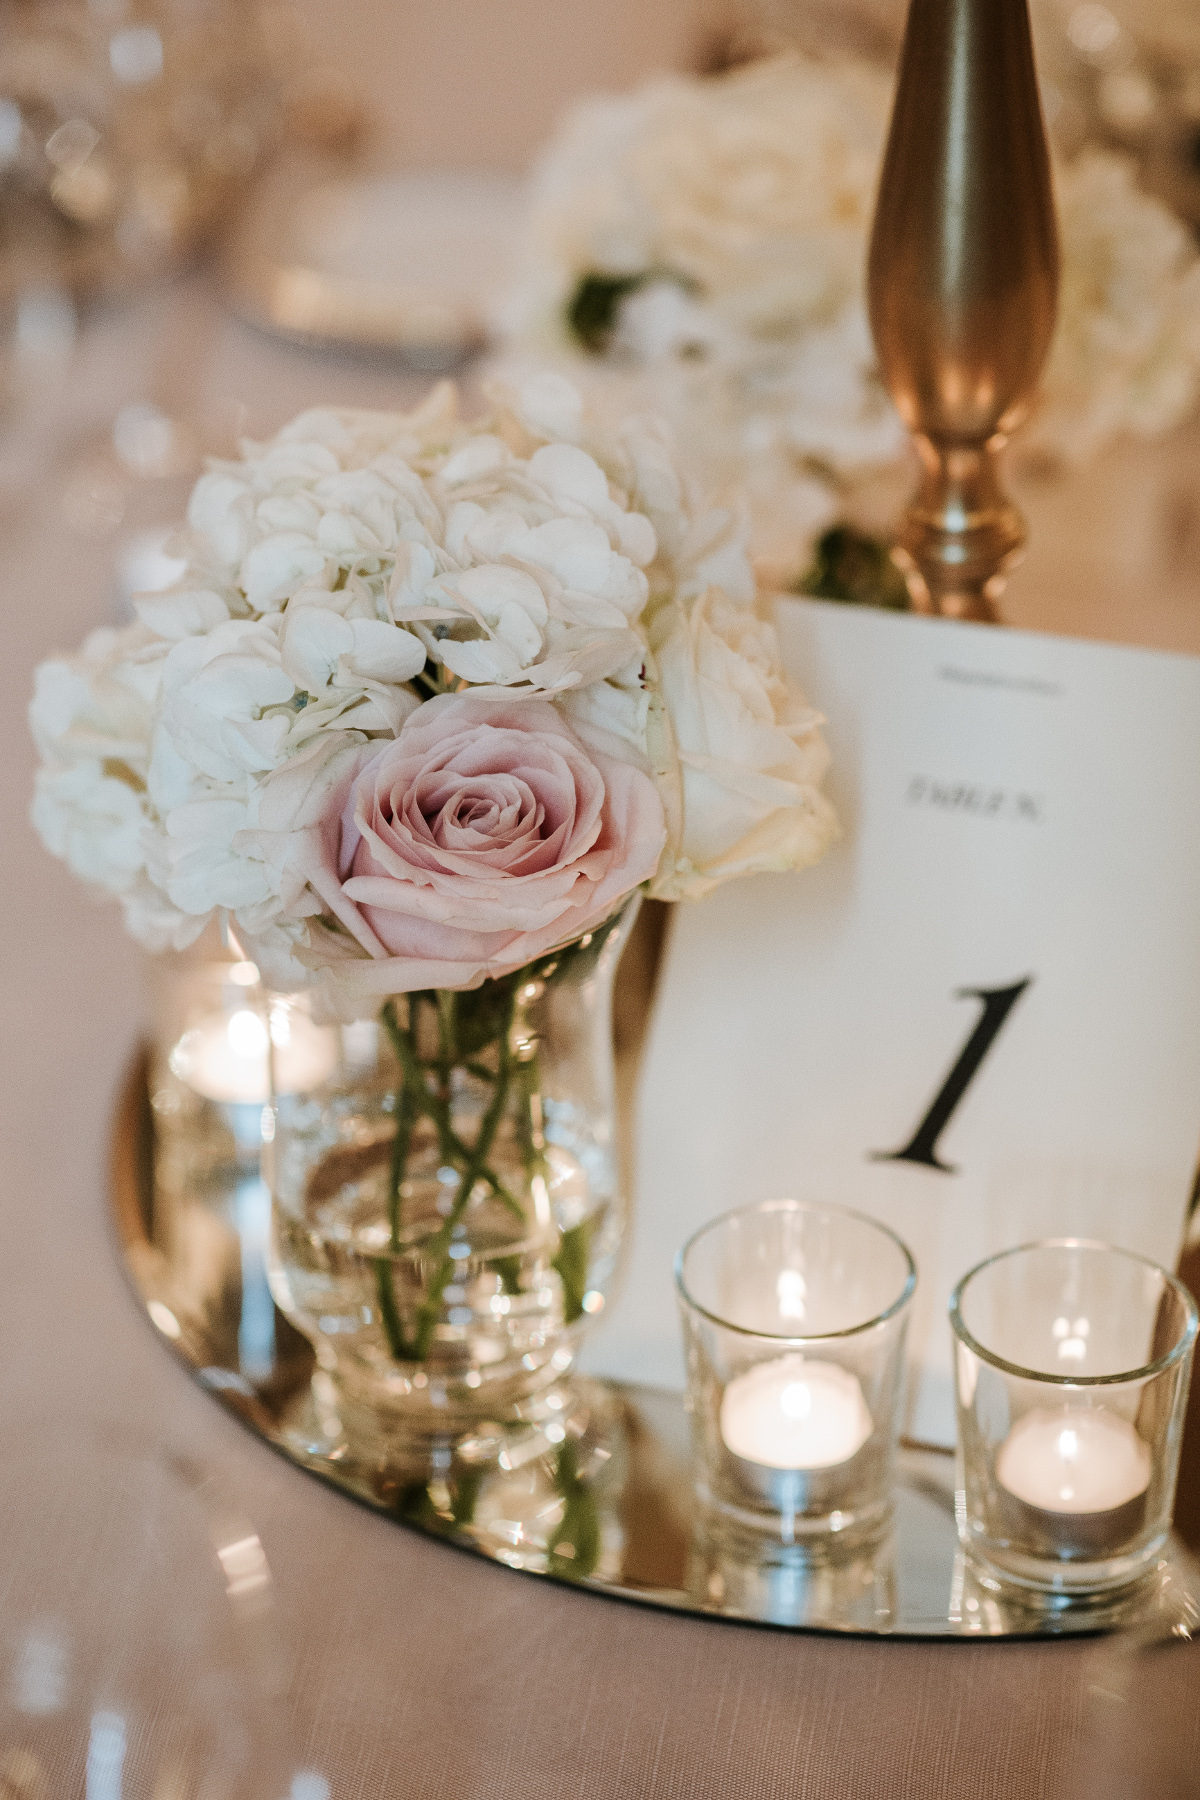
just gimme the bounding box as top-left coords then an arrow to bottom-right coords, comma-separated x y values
873,979 -> 1032,1174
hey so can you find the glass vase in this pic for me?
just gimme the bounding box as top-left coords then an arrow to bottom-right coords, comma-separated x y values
265,904 -> 638,1480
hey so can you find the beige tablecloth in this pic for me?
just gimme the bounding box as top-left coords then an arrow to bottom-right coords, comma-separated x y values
6,264 -> 1200,1796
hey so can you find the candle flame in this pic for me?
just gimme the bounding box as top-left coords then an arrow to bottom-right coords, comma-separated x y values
776,1269 -> 807,1321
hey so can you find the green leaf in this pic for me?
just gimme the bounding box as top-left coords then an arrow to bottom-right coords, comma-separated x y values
553,1220 -> 593,1325
566,272 -> 651,353
493,1254 -> 525,1297
798,524 -> 911,612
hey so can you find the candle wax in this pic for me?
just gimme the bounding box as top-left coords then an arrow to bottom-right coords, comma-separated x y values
719,1356 -> 872,1471
996,1407 -> 1151,1515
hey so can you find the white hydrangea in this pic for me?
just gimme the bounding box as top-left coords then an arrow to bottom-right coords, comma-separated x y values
29,624 -> 204,949
500,55 -> 1200,584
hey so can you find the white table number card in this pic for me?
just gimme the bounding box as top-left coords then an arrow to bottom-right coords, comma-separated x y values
586,598 -> 1200,1445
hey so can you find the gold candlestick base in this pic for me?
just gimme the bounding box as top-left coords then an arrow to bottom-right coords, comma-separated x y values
894,439 -> 1026,623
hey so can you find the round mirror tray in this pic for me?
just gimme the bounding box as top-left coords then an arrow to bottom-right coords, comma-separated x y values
111,1054 -> 1195,1642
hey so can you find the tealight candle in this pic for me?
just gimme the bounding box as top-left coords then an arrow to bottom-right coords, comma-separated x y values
950,1241 -> 1196,1594
677,1200 -> 914,1549
995,1406 -> 1151,1556
720,1357 -> 873,1471
171,1000 -> 337,1104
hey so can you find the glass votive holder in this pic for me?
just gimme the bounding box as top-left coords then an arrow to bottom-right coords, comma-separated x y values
675,1199 -> 916,1556
151,938 -> 340,1182
146,935 -> 339,1377
950,1240 -> 1198,1601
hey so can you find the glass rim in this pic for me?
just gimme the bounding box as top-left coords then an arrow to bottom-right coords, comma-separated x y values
948,1237 -> 1200,1386
674,1197 -> 917,1345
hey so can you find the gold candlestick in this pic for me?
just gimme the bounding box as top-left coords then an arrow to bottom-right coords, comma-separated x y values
867,0 -> 1059,622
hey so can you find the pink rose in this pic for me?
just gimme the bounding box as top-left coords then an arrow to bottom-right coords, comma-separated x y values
281,693 -> 666,994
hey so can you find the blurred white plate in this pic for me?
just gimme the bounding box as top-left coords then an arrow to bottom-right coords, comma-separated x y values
228,167 -> 526,368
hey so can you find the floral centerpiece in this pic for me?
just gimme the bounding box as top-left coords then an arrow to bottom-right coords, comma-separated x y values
498,53 -> 1200,592
498,53 -> 901,591
30,374 -> 836,1495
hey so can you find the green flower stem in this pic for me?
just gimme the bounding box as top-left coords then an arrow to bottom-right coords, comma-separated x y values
387,1069 -> 417,1253
514,1051 -> 547,1179
418,1081 -> 521,1215
363,916 -> 636,1378
380,1002 -> 491,1192
513,1045 -> 590,1321
548,1439 -> 601,1579
373,979 -> 544,1364
380,1000 -> 425,1243
436,990 -> 456,1092
373,1257 -> 415,1360
412,995 -> 516,1359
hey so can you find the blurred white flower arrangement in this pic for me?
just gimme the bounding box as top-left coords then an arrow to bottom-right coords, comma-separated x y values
1037,149 -> 1200,464
30,374 -> 841,1383
498,54 -> 901,589
498,53 -> 1200,590
30,374 -> 836,1013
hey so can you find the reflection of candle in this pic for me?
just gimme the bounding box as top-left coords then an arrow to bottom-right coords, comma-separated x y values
996,1406 -> 1151,1555
720,1357 -> 873,1471
171,1000 -> 337,1104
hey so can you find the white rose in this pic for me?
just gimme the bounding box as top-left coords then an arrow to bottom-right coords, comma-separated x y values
773,303 -> 908,470
513,89 -> 661,337
516,55 -> 889,346
649,588 -> 837,898
633,58 -> 888,337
